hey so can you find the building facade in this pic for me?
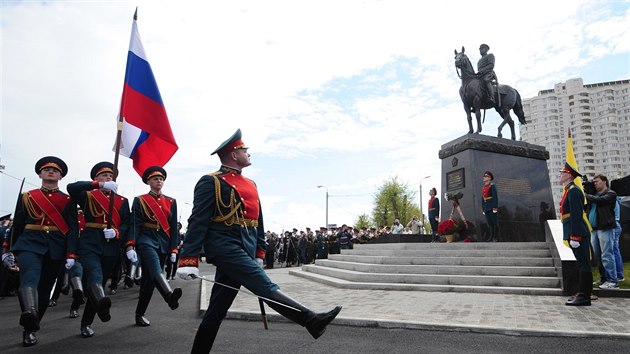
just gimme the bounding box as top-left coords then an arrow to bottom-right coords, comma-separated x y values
520,78 -> 630,212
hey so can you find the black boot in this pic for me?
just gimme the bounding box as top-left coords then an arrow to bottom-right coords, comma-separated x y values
86,283 -> 111,322
70,276 -> 85,305
566,272 -> 592,306
61,272 -> 70,295
264,290 -> 342,339
155,273 -> 182,310
22,331 -> 37,347
135,313 -> 150,327
80,323 -> 95,338
18,287 -> 40,332
69,308 -> 80,319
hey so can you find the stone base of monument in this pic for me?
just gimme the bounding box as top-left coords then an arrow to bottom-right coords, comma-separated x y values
439,134 -> 556,242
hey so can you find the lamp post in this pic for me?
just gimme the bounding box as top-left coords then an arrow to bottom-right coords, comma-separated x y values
317,185 -> 328,228
419,175 -> 431,234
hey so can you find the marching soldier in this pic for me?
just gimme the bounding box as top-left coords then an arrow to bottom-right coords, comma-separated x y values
129,166 -> 182,327
67,161 -> 132,337
1,156 -> 78,346
177,129 -> 342,353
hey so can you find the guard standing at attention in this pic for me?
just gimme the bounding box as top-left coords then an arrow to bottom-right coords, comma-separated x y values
1,156 -> 79,347
482,171 -> 499,242
428,187 -> 440,242
177,129 -> 342,353
129,166 -> 182,327
560,162 -> 593,306
66,161 -> 132,337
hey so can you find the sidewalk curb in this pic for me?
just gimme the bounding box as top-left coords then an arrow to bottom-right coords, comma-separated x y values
224,310 -> 630,341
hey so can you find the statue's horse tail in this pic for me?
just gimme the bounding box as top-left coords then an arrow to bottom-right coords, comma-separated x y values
513,90 -> 527,125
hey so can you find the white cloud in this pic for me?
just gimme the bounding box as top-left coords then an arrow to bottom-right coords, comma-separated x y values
1,0 -> 628,232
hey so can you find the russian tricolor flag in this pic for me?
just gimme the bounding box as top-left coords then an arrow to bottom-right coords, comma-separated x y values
119,10 -> 178,176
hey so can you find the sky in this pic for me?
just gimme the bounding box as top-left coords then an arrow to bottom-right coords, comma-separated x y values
1,0 -> 629,234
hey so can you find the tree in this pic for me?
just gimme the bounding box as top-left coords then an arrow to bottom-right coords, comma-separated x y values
371,176 -> 421,228
354,213 -> 372,230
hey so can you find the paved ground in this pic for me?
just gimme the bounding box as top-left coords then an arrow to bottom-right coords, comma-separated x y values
213,264 -> 630,339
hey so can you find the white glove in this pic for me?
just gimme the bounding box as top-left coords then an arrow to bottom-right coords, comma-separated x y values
126,249 -> 138,263
103,228 -> 116,239
177,266 -> 199,280
255,258 -> 264,268
65,258 -> 75,270
2,252 -> 15,267
101,181 -> 118,193
170,253 -> 176,263
570,240 -> 580,248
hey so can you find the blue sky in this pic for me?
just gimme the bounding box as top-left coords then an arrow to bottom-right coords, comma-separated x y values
1,0 -> 629,233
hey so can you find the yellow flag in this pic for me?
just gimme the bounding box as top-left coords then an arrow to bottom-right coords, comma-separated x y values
565,128 -> 592,232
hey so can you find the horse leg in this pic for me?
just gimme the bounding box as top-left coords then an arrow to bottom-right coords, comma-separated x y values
506,112 -> 516,140
466,107 -> 474,134
497,110 -> 506,138
475,109 -> 482,134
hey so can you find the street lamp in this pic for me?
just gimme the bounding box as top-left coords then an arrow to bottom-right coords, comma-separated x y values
419,175 -> 431,234
317,185 -> 328,228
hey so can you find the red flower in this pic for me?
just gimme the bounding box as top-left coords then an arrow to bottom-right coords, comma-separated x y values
437,219 -> 460,235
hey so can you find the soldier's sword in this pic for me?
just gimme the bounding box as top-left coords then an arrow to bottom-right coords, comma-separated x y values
259,299 -> 269,330
190,274 -> 300,313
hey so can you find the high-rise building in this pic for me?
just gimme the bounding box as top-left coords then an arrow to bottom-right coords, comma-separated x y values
520,78 -> 630,212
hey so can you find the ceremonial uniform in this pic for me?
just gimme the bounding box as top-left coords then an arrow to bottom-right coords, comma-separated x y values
129,166 -> 181,327
559,162 -> 593,306
3,157 -> 78,346
67,161 -> 131,336
177,129 -> 341,353
428,190 -> 440,240
481,171 -> 499,242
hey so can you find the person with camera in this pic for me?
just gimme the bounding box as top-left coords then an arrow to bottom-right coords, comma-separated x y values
585,174 -> 619,289
406,215 -> 421,235
391,219 -> 404,234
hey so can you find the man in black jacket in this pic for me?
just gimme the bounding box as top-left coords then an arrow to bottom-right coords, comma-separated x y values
586,174 -> 618,289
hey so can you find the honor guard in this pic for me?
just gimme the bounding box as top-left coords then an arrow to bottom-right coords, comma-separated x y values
1,157 -> 79,347
129,166 -> 182,327
66,161 -> 131,337
481,171 -> 499,242
428,188 -> 440,242
559,163 -> 593,305
177,129 -> 342,352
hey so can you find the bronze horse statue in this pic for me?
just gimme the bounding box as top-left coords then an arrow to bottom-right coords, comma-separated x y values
454,47 -> 526,140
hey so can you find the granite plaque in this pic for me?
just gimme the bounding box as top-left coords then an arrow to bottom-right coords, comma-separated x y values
447,168 -> 465,191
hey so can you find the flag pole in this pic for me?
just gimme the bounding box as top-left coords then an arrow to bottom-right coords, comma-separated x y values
107,8 -> 137,230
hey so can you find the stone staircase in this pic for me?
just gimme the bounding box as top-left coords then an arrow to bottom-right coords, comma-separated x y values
289,242 -> 563,295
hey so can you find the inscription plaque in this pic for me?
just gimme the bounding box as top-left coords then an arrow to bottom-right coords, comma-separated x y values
446,168 -> 465,191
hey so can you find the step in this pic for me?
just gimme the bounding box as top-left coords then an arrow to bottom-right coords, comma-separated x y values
289,269 -> 564,296
354,242 -> 550,250
344,249 -> 551,258
315,259 -> 558,277
301,265 -> 560,288
328,254 -> 555,267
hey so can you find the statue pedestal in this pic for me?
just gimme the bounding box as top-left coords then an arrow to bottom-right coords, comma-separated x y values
439,134 -> 556,242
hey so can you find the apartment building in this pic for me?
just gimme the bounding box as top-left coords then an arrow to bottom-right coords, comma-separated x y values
520,78 -> 630,211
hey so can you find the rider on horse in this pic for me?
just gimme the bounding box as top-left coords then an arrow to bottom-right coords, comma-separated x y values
477,44 -> 496,104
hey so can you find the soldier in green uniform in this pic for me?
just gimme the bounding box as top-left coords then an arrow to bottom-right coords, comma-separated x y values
177,129 -> 341,353
129,166 -> 182,327
2,156 -> 79,346
559,162 -> 593,306
67,161 -> 132,337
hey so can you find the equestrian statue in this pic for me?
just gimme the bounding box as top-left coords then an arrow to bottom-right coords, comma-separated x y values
454,45 -> 526,140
